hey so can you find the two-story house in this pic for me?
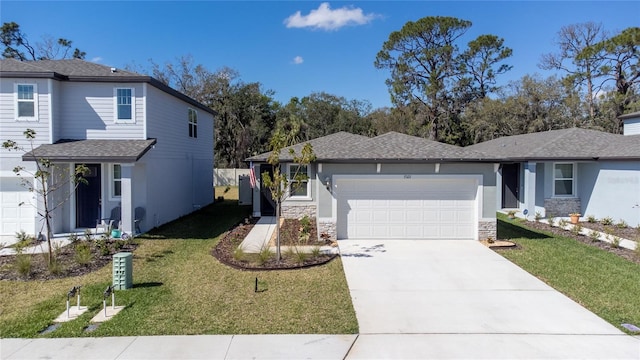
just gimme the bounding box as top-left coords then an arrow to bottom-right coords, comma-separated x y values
0,59 -> 215,240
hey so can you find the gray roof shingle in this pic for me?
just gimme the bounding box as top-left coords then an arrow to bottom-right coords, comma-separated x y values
247,131 -> 491,162
0,59 -> 215,115
466,128 -> 633,160
23,139 -> 157,163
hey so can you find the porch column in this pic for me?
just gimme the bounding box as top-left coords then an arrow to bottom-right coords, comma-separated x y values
524,162 -> 537,220
120,164 -> 134,234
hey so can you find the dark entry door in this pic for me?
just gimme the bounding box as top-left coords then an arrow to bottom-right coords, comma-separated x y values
260,165 -> 275,216
76,164 -> 101,228
502,163 -> 519,208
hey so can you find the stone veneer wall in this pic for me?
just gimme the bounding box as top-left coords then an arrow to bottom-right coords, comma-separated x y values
317,221 -> 337,241
281,203 -> 317,219
478,220 -> 497,241
544,198 -> 581,217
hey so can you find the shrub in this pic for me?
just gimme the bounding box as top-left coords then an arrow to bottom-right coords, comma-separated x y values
616,219 -> 628,229
571,224 -> 583,236
47,256 -> 63,275
293,248 -> 308,265
74,242 -> 92,266
588,230 -> 601,242
601,217 -> 614,226
611,236 -> 621,249
534,212 -> 542,222
558,219 -> 569,229
114,240 -> 125,251
257,246 -> 273,266
547,217 -> 556,227
96,238 -> 110,256
233,247 -> 246,261
586,215 -> 597,223
634,241 -> 640,259
15,253 -> 32,278
310,246 -> 322,257
300,215 -> 312,233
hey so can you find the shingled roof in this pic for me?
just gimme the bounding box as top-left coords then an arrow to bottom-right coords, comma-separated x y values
247,131 -> 492,162
0,59 -> 215,115
466,127 -> 635,160
23,139 -> 157,163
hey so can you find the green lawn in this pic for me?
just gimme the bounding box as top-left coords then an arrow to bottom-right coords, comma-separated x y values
0,195 -> 358,337
496,213 -> 640,334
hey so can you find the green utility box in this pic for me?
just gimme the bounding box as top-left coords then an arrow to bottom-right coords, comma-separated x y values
113,252 -> 133,290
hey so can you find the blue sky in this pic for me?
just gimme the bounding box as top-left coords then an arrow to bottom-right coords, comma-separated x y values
2,1 -> 638,109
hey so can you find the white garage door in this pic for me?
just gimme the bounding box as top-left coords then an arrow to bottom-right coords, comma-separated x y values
0,177 -> 35,236
337,177 -> 477,240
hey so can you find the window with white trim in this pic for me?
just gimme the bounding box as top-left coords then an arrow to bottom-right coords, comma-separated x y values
288,164 -> 310,198
111,164 -> 122,198
15,83 -> 38,121
188,108 -> 197,138
114,88 -> 134,122
553,163 -> 575,196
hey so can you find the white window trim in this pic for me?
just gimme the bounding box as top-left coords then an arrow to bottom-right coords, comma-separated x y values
286,164 -> 312,200
15,83 -> 38,121
109,164 -> 122,201
552,162 -> 577,197
113,87 -> 135,123
188,108 -> 198,138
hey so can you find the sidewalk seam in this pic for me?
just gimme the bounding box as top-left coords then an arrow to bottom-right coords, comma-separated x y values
223,334 -> 234,359
113,336 -> 138,359
342,334 -> 359,360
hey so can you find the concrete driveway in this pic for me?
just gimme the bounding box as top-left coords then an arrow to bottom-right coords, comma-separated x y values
339,240 -> 640,359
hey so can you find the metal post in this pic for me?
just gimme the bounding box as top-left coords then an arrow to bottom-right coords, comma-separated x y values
112,292 -> 115,309
66,299 -> 70,318
103,299 -> 107,317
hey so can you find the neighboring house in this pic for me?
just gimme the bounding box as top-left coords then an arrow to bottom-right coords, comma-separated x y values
0,59 -> 215,239
467,118 -> 640,228
247,132 -> 499,241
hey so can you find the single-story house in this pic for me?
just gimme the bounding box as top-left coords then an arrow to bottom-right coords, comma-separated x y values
247,132 -> 499,241
468,114 -> 640,228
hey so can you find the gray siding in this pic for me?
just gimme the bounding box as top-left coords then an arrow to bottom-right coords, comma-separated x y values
581,161 -> 640,227
624,117 -> 640,136
143,86 -> 214,228
57,82 -> 145,140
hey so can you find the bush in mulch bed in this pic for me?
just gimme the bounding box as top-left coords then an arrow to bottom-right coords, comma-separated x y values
212,217 -> 337,271
517,219 -> 640,265
0,237 -> 138,281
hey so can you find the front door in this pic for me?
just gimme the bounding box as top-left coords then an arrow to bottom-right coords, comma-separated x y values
76,164 -> 101,228
260,165 -> 275,216
502,163 -> 519,208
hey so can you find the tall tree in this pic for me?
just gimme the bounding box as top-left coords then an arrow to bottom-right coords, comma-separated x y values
586,27 -> 640,129
540,22 -> 607,122
459,34 -> 513,99
1,22 -> 85,60
375,16 -> 472,141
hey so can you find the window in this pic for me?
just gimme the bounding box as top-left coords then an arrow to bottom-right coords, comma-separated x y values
288,164 -> 310,198
112,164 -> 122,198
15,83 -> 37,120
115,88 -> 133,121
553,163 -> 575,196
188,108 -> 198,138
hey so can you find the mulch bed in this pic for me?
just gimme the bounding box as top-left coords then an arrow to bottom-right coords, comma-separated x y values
0,240 -> 138,281
212,218 -> 337,271
515,220 -> 640,265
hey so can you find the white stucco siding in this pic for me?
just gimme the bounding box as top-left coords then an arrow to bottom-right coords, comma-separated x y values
581,161 -> 640,227
57,82 -> 145,140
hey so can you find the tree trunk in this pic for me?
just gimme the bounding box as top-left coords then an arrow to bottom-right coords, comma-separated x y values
275,201 -> 281,262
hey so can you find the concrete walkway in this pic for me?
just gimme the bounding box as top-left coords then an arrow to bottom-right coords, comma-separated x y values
339,240 -> 640,359
238,216 -> 276,253
1,335 -> 357,360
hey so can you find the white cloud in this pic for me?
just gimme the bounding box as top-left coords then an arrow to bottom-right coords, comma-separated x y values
293,56 -> 304,64
91,57 -> 103,63
284,2 -> 377,31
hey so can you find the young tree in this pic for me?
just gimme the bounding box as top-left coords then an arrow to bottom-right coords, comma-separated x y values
261,129 -> 315,262
1,22 -> 85,60
2,129 -> 89,266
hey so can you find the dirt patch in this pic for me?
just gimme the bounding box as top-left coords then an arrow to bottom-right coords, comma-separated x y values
517,220 -> 640,265
0,239 -> 138,281
481,239 -> 519,249
212,218 -> 337,271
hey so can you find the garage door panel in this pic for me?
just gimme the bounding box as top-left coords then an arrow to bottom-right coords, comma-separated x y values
1,177 -> 35,235
338,177 -> 477,240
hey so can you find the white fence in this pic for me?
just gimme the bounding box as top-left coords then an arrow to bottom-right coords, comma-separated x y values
214,168 -> 251,186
